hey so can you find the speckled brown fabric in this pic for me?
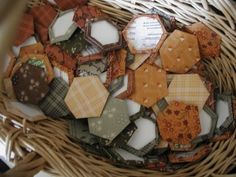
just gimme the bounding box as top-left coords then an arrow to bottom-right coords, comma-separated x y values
12,63 -> 49,105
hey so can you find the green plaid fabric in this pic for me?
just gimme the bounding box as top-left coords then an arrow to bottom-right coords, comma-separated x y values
39,78 -> 70,118
69,119 -> 98,145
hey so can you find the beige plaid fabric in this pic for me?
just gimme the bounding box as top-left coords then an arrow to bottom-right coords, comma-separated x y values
166,74 -> 209,110
65,76 -> 109,118
128,53 -> 150,70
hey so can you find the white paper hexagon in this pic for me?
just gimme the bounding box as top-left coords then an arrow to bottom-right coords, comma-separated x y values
127,117 -> 156,150
90,20 -> 120,45
49,9 -> 77,44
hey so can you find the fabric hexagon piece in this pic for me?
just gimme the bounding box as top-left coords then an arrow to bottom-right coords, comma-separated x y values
157,101 -> 201,145
166,74 -> 210,111
129,63 -> 168,108
12,63 -> 49,105
85,18 -> 122,52
14,14 -> 34,46
49,9 -> 77,44
123,15 -> 167,54
88,98 -> 130,141
39,78 -> 70,118
185,22 -> 221,58
160,30 -> 200,73
65,76 -> 109,118
73,6 -> 104,30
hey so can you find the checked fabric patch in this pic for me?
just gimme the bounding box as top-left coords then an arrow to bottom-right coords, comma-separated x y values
39,78 -> 70,118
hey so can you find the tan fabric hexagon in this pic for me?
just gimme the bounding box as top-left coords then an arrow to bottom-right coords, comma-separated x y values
166,74 -> 210,111
157,101 -> 201,145
185,22 -> 221,58
129,63 -> 168,108
65,76 -> 109,118
160,30 -> 201,73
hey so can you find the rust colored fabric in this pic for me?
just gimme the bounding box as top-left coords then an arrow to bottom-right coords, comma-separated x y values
116,70 -> 135,99
168,145 -> 211,163
35,23 -> 49,43
45,45 -> 77,70
157,101 -> 201,145
14,14 -> 34,46
55,0 -> 87,11
185,22 -> 221,58
30,4 -> 57,28
30,4 -> 57,43
73,5 -> 103,30
19,43 -> 44,57
111,49 -> 127,79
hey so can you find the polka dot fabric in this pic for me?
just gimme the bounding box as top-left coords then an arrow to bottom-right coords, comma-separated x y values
88,98 -> 130,141
12,63 -> 49,105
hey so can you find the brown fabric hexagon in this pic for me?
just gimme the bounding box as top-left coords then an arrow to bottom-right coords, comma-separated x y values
19,43 -> 44,58
129,63 -> 168,108
157,101 -> 201,145
45,44 -> 77,70
30,4 -> 57,43
19,54 -> 54,83
14,14 -> 34,46
160,30 -> 201,73
185,22 -> 221,58
73,5 -> 104,30
12,63 -> 49,105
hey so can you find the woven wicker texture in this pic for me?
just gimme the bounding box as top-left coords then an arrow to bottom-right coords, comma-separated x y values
0,0 -> 236,177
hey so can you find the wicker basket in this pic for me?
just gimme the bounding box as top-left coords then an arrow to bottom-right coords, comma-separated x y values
0,0 -> 236,177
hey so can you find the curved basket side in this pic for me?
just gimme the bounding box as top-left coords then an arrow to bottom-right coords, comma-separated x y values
0,0 -> 236,177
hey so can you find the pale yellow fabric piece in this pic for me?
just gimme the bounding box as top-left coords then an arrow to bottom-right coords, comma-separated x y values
65,76 -> 109,118
128,53 -> 150,70
166,74 -> 210,110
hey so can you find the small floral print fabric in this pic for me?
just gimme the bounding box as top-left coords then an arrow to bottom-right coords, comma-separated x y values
73,5 -> 104,30
157,101 -> 201,145
45,44 -> 77,70
185,22 -> 221,58
12,63 -> 49,105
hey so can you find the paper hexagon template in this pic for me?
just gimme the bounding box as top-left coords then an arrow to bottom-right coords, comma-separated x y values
123,15 -> 168,54
166,74 -> 210,111
85,18 -> 122,52
160,30 -> 201,73
157,101 -> 201,145
64,76 -> 109,118
129,63 -> 168,108
49,9 -> 77,44
88,98 -> 130,141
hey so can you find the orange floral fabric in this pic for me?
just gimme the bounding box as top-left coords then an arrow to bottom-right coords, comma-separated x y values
157,101 -> 201,145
